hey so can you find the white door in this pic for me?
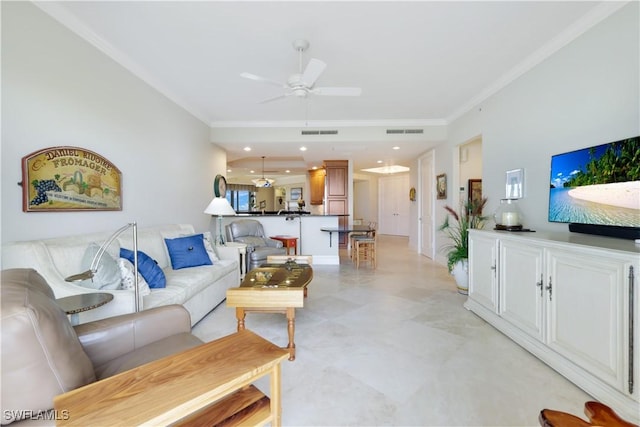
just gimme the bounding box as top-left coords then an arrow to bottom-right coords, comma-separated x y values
378,175 -> 409,236
420,152 -> 434,258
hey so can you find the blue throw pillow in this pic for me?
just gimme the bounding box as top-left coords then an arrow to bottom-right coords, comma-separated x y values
164,234 -> 212,270
120,248 -> 166,289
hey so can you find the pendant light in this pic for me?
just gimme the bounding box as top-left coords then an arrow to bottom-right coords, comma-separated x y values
252,156 -> 275,188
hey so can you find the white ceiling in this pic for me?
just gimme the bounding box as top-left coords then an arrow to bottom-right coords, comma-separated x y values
36,1 -> 621,181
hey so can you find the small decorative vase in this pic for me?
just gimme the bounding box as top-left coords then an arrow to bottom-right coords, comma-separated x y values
451,259 -> 469,295
494,198 -> 524,231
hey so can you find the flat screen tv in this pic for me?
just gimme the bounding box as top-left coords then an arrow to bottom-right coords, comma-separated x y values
548,136 -> 640,239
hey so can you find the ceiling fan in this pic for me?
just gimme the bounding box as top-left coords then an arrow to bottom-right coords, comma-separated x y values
240,39 -> 362,104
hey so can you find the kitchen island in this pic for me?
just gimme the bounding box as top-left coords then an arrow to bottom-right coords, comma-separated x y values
216,213 -> 346,265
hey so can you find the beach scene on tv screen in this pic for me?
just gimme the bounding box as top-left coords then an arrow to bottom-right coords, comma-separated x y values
548,137 -> 640,227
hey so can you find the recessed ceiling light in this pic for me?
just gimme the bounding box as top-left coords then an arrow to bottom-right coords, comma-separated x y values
243,147 -> 252,152
312,166 -> 318,170
227,169 -> 232,173
285,170 -> 291,173
392,146 -> 400,150
300,146 -> 307,151
362,165 -> 410,174
250,170 -> 255,174
377,160 -> 383,164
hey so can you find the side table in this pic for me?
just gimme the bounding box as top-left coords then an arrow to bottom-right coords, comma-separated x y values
216,242 -> 248,280
55,292 -> 113,325
270,235 -> 298,255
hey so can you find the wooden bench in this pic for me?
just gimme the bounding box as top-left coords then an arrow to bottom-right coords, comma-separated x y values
175,385 -> 270,427
54,330 -> 289,426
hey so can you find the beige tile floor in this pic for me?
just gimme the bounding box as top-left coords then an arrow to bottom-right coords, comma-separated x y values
193,234 -> 592,426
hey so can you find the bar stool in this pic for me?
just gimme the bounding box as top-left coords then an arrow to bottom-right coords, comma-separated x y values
350,221 -> 376,262
348,219 -> 365,258
353,228 -> 376,269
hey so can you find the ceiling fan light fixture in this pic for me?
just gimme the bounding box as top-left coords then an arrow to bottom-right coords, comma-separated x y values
252,156 -> 276,188
240,39 -> 361,104
293,88 -> 307,98
252,177 -> 275,188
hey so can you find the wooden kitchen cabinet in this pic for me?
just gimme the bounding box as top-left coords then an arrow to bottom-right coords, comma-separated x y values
325,160 -> 347,198
308,168 -> 325,205
323,161 -> 348,247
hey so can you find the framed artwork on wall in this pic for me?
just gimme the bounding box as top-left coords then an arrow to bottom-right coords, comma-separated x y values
436,173 -> 447,199
505,168 -> 524,199
21,146 -> 122,212
291,187 -> 302,201
468,179 -> 482,206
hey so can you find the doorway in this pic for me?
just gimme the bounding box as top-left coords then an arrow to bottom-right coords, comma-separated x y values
419,151 -> 434,258
459,137 -> 483,209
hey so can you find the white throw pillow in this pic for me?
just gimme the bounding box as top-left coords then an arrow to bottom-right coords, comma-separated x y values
202,231 -> 220,262
117,258 -> 151,296
80,243 -> 121,290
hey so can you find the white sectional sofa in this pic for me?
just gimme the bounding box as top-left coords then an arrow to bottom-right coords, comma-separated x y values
1,224 -> 239,326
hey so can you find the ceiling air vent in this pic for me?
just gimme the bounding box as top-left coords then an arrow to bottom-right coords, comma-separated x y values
386,129 -> 424,134
301,130 -> 338,135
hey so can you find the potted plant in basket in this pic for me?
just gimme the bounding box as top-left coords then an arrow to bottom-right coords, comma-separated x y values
439,197 -> 488,294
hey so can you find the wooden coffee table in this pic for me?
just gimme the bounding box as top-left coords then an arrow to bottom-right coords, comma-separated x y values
226,262 -> 313,361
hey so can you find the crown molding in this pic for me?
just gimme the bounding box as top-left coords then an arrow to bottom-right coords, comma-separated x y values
445,1 -> 630,124
210,119 -> 448,128
33,1 -> 628,131
33,1 -> 211,125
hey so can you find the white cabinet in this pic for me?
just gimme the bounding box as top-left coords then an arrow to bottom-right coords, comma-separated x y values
545,247 -> 627,391
499,238 -> 545,342
466,229 -> 639,423
468,231 -> 498,313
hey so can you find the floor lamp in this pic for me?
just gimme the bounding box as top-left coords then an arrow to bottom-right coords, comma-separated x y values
65,222 -> 140,312
204,197 -> 236,245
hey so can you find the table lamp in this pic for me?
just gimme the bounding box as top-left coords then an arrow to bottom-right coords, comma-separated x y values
204,197 -> 236,245
65,222 -> 140,312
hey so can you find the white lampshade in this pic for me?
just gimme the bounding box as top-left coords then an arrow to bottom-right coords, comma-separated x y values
204,197 -> 236,216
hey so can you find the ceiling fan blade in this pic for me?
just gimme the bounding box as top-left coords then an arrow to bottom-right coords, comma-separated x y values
240,72 -> 286,88
300,58 -> 326,87
313,87 -> 362,96
257,93 -> 289,104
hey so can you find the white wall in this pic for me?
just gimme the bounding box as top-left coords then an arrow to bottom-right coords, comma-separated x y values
432,2 -> 639,266
1,2 -> 227,244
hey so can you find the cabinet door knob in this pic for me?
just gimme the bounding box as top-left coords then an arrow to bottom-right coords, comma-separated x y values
546,278 -> 553,301
536,275 -> 543,297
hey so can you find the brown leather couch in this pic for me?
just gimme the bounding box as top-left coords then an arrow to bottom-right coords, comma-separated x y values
1,268 -> 204,426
